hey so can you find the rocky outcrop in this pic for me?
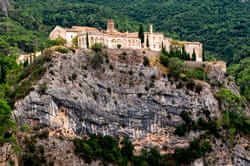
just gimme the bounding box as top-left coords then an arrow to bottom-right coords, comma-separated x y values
13,49 -> 220,139
0,0 -> 9,16
12,49 -> 249,165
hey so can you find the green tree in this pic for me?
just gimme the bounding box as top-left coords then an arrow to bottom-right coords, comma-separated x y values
72,36 -> 78,48
192,49 -> 196,61
0,99 -> 16,144
139,24 -> 144,44
168,57 -> 184,77
86,33 -> 89,49
146,35 -> 149,48
0,56 -> 18,84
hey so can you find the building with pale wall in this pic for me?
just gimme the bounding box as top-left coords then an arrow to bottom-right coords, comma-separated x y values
50,19 -> 203,61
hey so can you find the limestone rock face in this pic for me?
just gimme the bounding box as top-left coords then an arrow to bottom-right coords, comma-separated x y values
12,49 -> 249,166
13,49 -> 219,139
0,0 -> 9,16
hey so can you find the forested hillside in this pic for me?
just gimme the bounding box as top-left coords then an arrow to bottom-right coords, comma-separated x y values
11,0 -> 250,62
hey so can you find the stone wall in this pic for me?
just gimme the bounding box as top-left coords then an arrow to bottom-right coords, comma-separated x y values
78,33 -> 141,49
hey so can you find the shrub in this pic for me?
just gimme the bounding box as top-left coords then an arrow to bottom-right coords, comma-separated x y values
90,53 -> 103,68
222,111 -> 250,135
195,83 -> 203,93
72,36 -> 78,48
175,124 -> 188,136
38,84 -> 47,94
72,73 -> 77,80
109,64 -> 114,70
185,68 -> 208,81
168,57 -> 184,77
174,139 -> 212,164
159,54 -> 169,67
143,56 -> 150,66
216,88 -> 245,111
38,129 -> 49,139
46,37 -> 66,47
91,43 -> 104,52
55,37 -> 67,46
122,51 -> 127,56
55,47 -> 69,54
117,44 -> 122,49
186,80 -> 196,91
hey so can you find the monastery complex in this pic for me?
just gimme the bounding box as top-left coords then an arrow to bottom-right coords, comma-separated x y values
50,19 -> 203,61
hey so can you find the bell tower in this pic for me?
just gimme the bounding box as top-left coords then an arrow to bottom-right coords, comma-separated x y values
150,24 -> 153,34
107,19 -> 116,33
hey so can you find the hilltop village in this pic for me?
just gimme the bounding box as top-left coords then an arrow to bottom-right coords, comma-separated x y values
49,19 -> 203,62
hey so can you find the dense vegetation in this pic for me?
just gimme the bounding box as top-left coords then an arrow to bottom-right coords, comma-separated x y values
228,57 -> 250,102
1,0 -> 249,61
175,88 -> 250,146
73,134 -> 212,166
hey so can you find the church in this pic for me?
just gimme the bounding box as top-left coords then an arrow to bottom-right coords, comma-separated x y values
50,19 -> 203,61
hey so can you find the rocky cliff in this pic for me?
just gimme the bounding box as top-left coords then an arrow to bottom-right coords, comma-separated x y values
11,49 -> 250,166
0,0 -> 9,16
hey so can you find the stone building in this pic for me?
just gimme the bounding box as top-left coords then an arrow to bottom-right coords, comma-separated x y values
50,19 -> 203,61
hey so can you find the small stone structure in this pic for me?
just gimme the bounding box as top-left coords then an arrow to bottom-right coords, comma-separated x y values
17,51 -> 42,64
50,19 -> 203,61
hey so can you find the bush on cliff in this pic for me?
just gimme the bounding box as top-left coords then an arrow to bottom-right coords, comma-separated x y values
216,88 -> 245,111
91,43 -> 104,52
7,54 -> 52,106
55,47 -> 69,54
0,99 -> 16,144
73,134 -> 212,166
168,57 -> 184,77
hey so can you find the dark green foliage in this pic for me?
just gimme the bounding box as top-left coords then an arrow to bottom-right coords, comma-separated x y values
174,139 -> 212,164
143,56 -> 150,66
0,99 -> 16,144
215,88 -> 245,111
159,54 -> 169,67
160,47 -> 191,61
175,111 -> 220,137
0,55 -> 18,84
228,57 -> 250,102
174,124 -> 188,136
185,68 -> 208,81
8,54 -> 51,106
91,43 -> 104,52
86,33 -> 89,49
38,84 -> 47,95
21,138 -> 49,166
222,111 -> 250,135
55,47 -> 69,54
139,24 -> 144,44
192,50 -> 197,61
73,135 -> 123,165
73,134 -> 211,166
117,44 -> 122,49
146,35 -> 149,48
38,129 -> 49,139
90,53 -> 104,68
167,57 -> 184,78
72,73 -> 77,81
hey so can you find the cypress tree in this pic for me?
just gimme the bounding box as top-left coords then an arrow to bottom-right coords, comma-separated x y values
139,24 -> 144,44
192,50 -> 197,61
86,33 -> 89,49
181,46 -> 185,60
161,42 -> 167,55
146,35 -> 149,48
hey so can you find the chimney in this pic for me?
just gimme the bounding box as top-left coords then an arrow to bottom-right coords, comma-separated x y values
150,24 -> 153,34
